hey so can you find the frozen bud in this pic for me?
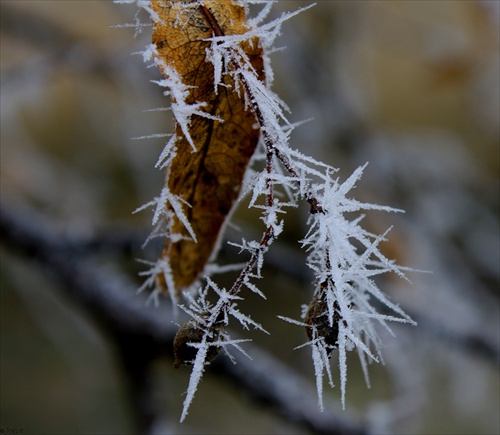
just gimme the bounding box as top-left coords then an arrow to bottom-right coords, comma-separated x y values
173,318 -> 222,368
304,293 -> 343,354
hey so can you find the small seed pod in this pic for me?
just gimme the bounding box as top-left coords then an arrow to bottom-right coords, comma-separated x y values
173,318 -> 223,368
304,294 -> 342,354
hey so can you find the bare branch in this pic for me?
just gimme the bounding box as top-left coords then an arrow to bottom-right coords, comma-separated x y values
0,200 -> 369,434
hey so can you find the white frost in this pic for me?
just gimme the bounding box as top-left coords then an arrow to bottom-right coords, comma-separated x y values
116,0 -> 417,421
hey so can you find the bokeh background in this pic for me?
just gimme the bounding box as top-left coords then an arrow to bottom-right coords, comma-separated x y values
1,1 -> 499,434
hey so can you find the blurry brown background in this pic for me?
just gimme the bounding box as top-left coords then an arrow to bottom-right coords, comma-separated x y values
1,1 -> 499,434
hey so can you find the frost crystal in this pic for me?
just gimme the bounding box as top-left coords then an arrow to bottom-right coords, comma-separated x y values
281,164 -> 416,408
116,0 -> 416,420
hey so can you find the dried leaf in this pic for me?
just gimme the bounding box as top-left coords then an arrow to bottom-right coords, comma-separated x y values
151,0 -> 264,295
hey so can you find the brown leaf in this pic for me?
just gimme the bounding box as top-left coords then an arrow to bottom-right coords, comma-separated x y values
151,0 -> 264,295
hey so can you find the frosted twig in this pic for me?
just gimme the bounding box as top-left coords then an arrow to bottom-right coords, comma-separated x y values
118,0 -> 418,420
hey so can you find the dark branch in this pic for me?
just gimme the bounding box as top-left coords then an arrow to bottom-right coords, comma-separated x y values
0,200 -> 368,435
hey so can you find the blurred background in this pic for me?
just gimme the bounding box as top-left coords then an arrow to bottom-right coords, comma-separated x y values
1,1 -> 498,434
